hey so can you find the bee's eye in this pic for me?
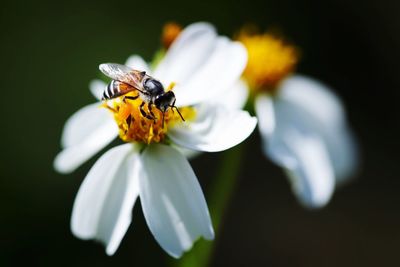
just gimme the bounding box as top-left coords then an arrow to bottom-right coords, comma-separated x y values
155,91 -> 176,111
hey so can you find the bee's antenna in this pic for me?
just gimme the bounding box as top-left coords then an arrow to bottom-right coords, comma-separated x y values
171,105 -> 185,122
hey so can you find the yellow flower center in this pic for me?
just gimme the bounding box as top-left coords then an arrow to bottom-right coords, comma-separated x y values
162,22 -> 182,49
237,31 -> 299,92
104,91 -> 195,144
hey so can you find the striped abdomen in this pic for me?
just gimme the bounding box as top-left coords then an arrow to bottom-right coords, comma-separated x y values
102,80 -> 136,100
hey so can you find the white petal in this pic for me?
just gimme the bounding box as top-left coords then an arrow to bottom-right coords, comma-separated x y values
154,22 -> 217,85
54,103 -> 118,173
282,131 -> 335,208
139,144 -> 214,258
168,104 -> 257,152
210,79 -> 249,110
89,79 -> 107,101
71,144 -> 140,256
325,127 -> 358,184
254,94 -> 275,139
125,55 -> 151,73
172,145 -> 201,160
173,39 -> 248,107
279,75 -> 358,182
255,94 -> 335,208
279,75 -> 344,129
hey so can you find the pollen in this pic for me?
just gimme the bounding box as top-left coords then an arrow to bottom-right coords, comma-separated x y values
104,92 -> 195,144
162,22 -> 182,49
237,30 -> 299,92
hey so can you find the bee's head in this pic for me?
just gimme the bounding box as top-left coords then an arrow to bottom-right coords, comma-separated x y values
154,91 -> 176,112
155,91 -> 184,128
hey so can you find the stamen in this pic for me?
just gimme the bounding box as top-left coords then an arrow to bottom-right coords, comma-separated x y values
166,82 -> 176,92
104,91 -> 195,144
237,29 -> 299,92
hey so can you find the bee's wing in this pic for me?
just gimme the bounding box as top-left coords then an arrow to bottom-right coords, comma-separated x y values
99,63 -> 144,88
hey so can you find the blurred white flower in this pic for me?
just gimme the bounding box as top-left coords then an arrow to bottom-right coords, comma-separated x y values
54,22 -> 257,257
237,31 -> 358,208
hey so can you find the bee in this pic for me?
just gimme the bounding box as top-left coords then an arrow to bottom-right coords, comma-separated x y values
99,63 -> 184,127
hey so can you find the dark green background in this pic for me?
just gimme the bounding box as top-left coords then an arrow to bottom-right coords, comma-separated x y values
1,0 -> 400,266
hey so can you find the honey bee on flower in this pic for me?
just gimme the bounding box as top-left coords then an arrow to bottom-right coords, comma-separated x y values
54,22 -> 257,258
100,63 -> 184,127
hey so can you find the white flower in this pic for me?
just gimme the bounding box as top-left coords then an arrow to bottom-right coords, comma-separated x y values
54,22 -> 257,257
255,75 -> 358,208
236,31 -> 358,209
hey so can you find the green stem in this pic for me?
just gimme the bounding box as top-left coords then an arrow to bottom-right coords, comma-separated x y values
170,144 -> 245,267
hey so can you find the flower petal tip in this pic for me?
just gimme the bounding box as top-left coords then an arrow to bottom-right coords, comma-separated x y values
186,22 -> 216,34
168,107 -> 257,153
204,226 -> 215,240
53,151 -> 74,174
232,41 -> 248,68
105,244 -> 117,256
89,79 -> 106,101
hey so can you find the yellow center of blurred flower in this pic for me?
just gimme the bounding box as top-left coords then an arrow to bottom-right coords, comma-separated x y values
104,92 -> 195,144
237,31 -> 299,92
162,22 -> 182,49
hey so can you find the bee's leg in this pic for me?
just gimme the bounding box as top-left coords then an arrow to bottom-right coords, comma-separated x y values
139,101 -> 155,120
148,103 -> 157,122
125,95 -> 139,100
103,105 -> 117,113
170,99 -> 176,113
123,95 -> 139,103
139,101 -> 148,117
